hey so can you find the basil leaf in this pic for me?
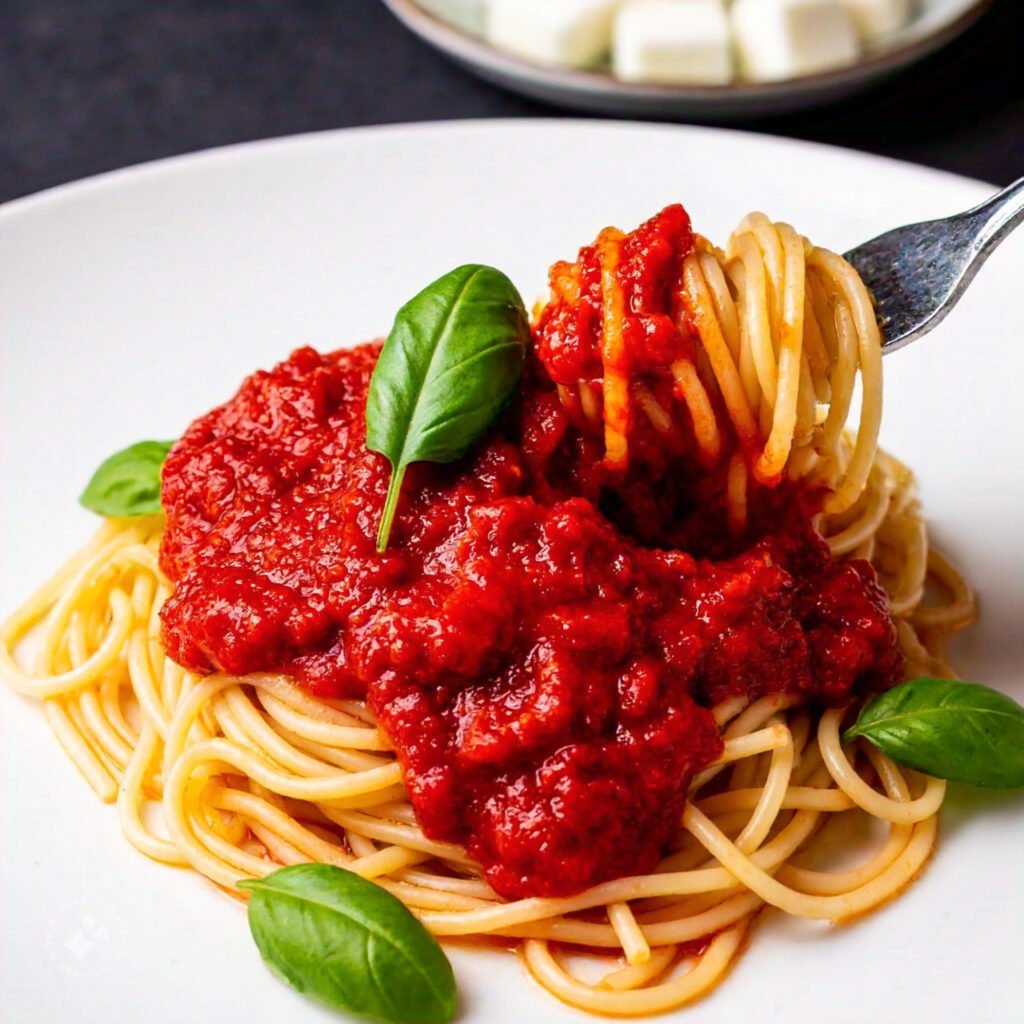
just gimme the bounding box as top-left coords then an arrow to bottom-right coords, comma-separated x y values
843,678 -> 1024,789
238,864 -> 456,1024
79,440 -> 175,517
366,264 -> 529,551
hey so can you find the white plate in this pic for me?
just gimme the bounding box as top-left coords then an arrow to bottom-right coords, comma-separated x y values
383,0 -> 992,118
1,121 -> 1022,1024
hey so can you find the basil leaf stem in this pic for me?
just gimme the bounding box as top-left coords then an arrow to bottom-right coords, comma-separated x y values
79,440 -> 175,517
843,677 -> 1024,788
366,264 -> 529,552
238,864 -> 456,1024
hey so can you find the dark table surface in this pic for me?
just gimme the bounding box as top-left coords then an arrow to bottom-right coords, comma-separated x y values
1,0 -> 1021,205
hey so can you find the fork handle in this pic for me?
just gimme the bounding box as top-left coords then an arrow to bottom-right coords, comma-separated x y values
964,175 -> 1024,259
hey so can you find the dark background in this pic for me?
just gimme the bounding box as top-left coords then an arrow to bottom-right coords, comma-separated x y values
1,0 -> 1021,203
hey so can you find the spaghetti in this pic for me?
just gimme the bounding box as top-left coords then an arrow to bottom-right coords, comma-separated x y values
1,207 -> 975,1016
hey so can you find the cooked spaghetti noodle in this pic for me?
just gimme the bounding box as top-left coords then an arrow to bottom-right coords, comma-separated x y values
0,209 -> 975,1017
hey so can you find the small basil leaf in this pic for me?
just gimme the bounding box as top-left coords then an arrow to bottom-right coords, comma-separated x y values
843,677 -> 1024,789
79,440 -> 175,517
238,864 -> 456,1024
366,264 -> 529,551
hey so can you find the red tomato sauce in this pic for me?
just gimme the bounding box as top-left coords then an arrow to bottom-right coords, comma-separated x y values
535,202 -> 697,386
159,207 -> 902,900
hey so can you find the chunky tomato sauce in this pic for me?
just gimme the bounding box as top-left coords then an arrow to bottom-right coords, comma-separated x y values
160,207 -> 902,899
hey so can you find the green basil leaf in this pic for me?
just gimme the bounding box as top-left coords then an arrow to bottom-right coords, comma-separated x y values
843,677 -> 1024,788
366,264 -> 529,551
238,864 -> 456,1024
79,440 -> 175,517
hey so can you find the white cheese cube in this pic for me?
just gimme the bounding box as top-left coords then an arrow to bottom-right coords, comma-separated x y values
614,0 -> 733,85
732,0 -> 861,81
486,0 -> 618,69
418,0 -> 487,38
841,0 -> 913,43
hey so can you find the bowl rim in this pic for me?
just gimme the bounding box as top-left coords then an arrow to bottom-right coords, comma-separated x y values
382,0 -> 994,103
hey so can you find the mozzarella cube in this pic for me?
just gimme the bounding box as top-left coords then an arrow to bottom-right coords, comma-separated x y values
418,0 -> 487,38
732,0 -> 861,81
841,0 -> 913,43
614,0 -> 733,85
486,0 -> 618,69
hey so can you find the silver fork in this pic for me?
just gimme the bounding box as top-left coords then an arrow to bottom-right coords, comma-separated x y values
843,175 -> 1024,353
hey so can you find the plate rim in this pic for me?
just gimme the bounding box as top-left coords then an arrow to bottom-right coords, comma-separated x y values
0,116 -> 999,222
